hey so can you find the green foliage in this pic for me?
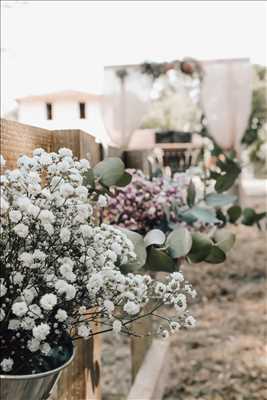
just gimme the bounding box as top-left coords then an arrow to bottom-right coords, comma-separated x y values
82,169 -> 95,189
186,180 -> 196,208
120,229 -> 147,272
166,227 -> 192,258
183,207 -> 219,224
144,247 -> 176,272
206,193 -> 237,207
144,229 -> 166,247
93,158 -> 127,187
241,208 -> 266,226
227,205 -> 242,223
204,246 -> 226,264
214,229 -> 236,253
214,158 -> 241,193
188,233 -> 213,263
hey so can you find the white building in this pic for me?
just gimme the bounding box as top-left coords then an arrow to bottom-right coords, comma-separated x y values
16,90 -> 108,143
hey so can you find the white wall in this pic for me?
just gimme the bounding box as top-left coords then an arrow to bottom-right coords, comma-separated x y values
17,98 -> 108,143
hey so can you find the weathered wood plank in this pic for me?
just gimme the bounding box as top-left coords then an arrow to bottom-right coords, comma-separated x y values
128,339 -> 170,400
49,335 -> 101,400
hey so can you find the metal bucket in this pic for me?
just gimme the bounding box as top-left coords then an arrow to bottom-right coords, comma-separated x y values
0,351 -> 74,400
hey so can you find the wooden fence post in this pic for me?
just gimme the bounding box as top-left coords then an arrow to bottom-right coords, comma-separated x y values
49,335 -> 101,400
130,309 -> 153,382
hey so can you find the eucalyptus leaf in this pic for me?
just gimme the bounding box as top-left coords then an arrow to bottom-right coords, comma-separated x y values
144,229 -> 166,248
188,233 -> 213,263
215,158 -> 241,193
119,229 -> 147,272
227,205 -> 242,223
185,207 -> 220,224
242,208 -> 266,226
206,193 -> 237,207
215,173 -> 238,193
166,227 -> 192,258
94,158 -> 125,187
115,171 -> 132,187
82,169 -> 95,189
187,180 -> 196,208
144,247 -> 176,272
214,229 -> 236,253
178,211 -> 197,225
216,209 -> 227,226
205,246 -> 226,264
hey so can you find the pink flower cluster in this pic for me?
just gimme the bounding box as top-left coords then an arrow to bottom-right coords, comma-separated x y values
104,170 -> 188,234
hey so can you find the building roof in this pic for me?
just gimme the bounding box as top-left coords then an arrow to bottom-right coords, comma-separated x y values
16,90 -> 102,103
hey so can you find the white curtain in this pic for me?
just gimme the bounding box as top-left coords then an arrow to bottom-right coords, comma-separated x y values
102,66 -> 152,149
201,59 -> 252,152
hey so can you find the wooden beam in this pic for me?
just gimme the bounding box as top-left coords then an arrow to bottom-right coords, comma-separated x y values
127,339 -> 170,400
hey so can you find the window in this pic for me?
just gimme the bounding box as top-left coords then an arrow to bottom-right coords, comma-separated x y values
79,102 -> 86,119
46,103 -> 53,120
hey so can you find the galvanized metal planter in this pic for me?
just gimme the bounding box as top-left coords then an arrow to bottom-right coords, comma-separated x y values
0,351 -> 74,400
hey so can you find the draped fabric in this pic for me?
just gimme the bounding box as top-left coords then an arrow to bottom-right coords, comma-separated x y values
102,66 -> 152,149
201,59 -> 252,152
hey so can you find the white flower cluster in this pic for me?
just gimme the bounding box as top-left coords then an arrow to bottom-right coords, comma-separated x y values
0,149 -> 195,374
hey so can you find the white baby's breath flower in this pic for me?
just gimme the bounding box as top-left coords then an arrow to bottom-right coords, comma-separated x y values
33,250 -> 46,261
0,308 -> 5,321
32,148 -> 45,157
76,186 -> 88,200
78,324 -> 91,338
19,252 -> 34,267
1,358 -> 14,372
43,223 -> 54,235
40,294 -> 57,310
161,329 -> 169,339
76,204 -> 92,221
14,223 -> 29,238
169,321 -> 180,333
20,316 -> 35,330
32,323 -> 50,340
12,272 -> 24,285
0,281 -> 7,297
170,272 -> 184,282
27,338 -> 41,352
123,301 -> 140,315
12,301 -> 28,317
22,288 -> 37,304
8,319 -> 20,330
27,204 -> 40,218
9,210 -> 22,223
65,284 -> 76,300
60,227 -> 71,243
97,194 -> 108,207
103,300 -> 114,313
112,320 -> 122,334
184,315 -> 196,328
59,183 -> 74,198
28,304 -> 43,319
80,225 -> 93,238
58,148 -> 73,158
79,159 -> 90,169
0,197 -> 9,215
55,309 -> 68,322
39,210 -> 55,225
41,342 -> 51,355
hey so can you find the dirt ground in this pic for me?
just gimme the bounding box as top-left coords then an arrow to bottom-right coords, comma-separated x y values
164,224 -> 267,400
102,212 -> 267,400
